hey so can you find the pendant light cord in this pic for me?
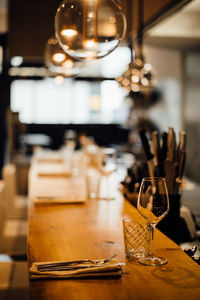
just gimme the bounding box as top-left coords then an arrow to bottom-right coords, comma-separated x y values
138,0 -> 144,57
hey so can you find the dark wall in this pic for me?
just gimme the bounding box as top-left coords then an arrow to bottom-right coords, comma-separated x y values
0,34 -> 10,178
26,123 -> 130,150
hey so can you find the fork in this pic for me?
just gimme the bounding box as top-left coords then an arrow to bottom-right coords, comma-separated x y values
37,254 -> 116,272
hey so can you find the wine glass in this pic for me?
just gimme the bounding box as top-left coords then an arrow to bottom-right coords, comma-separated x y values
137,177 -> 169,266
99,148 -> 117,200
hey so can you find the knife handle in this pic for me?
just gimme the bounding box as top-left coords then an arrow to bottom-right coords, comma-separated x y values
160,132 -> 168,162
167,127 -> 176,162
139,129 -> 154,161
180,131 -> 186,152
152,131 -> 160,166
178,150 -> 186,180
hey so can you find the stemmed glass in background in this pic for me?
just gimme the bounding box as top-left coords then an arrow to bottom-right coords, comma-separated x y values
137,177 -> 169,266
99,148 -> 117,200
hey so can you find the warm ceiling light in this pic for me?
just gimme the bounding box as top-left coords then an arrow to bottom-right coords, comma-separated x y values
61,28 -> 78,38
55,0 -> 126,60
44,36 -> 80,76
54,75 -> 64,84
62,59 -> 74,69
10,56 -> 23,67
116,50 -> 156,93
83,39 -> 97,48
52,52 -> 66,63
116,0 -> 156,93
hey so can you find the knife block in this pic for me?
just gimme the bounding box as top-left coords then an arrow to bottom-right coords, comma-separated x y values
157,194 -> 181,244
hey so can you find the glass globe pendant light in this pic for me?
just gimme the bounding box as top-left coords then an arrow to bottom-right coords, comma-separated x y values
44,36 -> 80,76
116,44 -> 156,93
55,0 -> 127,60
116,0 -> 156,93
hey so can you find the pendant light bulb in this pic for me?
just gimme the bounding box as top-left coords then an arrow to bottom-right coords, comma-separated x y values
116,51 -> 156,93
44,36 -> 80,76
55,0 -> 127,60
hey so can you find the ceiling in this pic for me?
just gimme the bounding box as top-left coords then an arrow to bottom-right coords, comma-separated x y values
144,0 -> 200,50
1,0 -> 200,63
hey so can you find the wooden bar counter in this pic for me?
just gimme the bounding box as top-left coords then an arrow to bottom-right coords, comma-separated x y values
28,155 -> 200,300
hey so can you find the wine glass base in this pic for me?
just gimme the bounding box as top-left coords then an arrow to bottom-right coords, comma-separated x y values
138,255 -> 168,266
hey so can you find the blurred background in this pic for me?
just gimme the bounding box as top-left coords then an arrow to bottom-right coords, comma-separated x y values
0,1 -> 200,297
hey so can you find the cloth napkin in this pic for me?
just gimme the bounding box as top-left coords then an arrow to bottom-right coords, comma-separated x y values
37,164 -> 70,177
29,262 -> 123,279
37,171 -> 70,177
37,158 -> 63,164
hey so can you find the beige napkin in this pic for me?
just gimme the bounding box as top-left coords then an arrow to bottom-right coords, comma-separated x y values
37,171 -> 70,177
29,262 -> 122,279
37,158 -> 63,164
37,164 -> 70,177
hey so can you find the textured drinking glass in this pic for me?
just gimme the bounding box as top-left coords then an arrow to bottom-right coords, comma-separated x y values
123,218 -> 150,258
137,177 -> 169,266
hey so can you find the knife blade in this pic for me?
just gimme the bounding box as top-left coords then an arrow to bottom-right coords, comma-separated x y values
176,130 -> 186,162
165,127 -> 177,194
167,127 -> 176,162
152,131 -> 160,166
179,130 -> 186,153
152,131 -> 161,176
139,129 -> 154,178
176,150 -> 186,182
175,150 -> 186,194
159,132 -> 168,176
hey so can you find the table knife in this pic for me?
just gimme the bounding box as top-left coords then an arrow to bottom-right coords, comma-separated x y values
176,150 -> 186,183
159,132 -> 168,176
180,130 -> 187,153
177,130 -> 186,158
152,131 -> 161,176
139,129 -> 154,178
164,127 -> 177,194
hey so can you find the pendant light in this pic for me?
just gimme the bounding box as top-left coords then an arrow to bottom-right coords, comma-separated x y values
44,36 -> 80,76
116,0 -> 156,93
116,43 -> 156,93
55,0 -> 127,60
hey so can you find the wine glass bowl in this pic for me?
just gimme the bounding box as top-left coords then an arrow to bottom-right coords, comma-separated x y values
137,177 -> 169,266
101,148 -> 116,176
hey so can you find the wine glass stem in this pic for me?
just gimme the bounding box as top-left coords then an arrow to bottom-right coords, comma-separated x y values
149,223 -> 156,256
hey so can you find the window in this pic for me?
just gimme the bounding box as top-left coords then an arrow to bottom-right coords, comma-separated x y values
10,47 -> 131,124
11,78 -> 128,124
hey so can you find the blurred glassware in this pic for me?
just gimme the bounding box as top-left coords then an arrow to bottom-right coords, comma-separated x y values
63,130 -> 77,150
61,130 -> 77,174
44,36 -> 80,76
55,0 -> 126,60
86,167 -> 101,199
98,147 -> 117,200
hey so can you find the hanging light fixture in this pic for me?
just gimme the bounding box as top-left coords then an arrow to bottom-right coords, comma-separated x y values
116,44 -> 156,93
116,0 -> 156,93
55,0 -> 127,60
44,36 -> 80,76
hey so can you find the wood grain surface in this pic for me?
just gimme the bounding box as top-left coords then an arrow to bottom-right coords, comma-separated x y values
28,157 -> 200,300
